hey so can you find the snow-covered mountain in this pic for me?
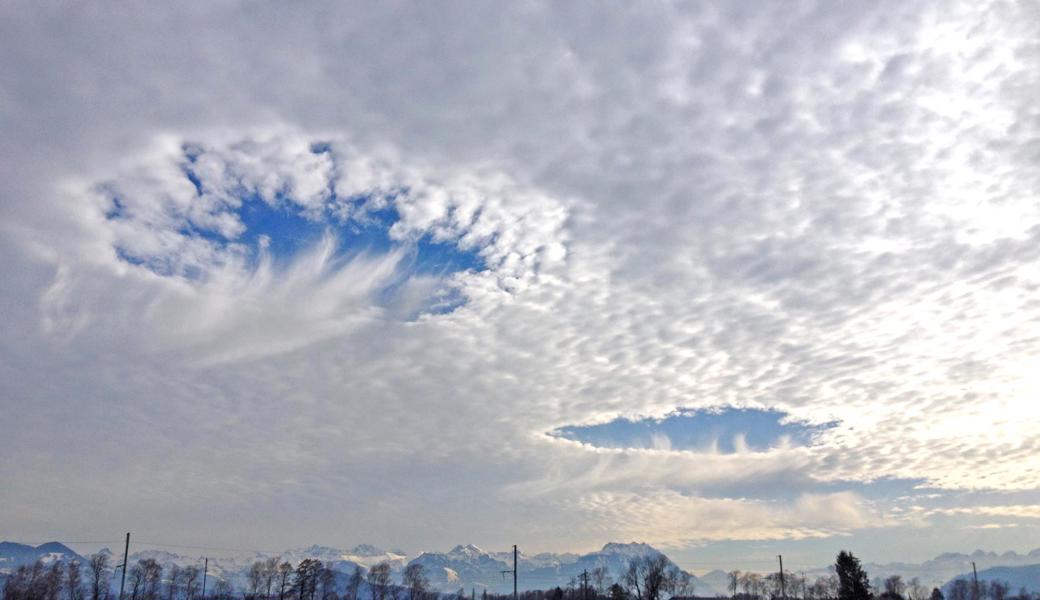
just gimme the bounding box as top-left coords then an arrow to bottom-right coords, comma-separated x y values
0,542 -> 83,573
408,542 -> 713,595
698,570 -> 732,596
0,540 -> 707,595
18,539 -> 1040,596
278,545 -> 409,572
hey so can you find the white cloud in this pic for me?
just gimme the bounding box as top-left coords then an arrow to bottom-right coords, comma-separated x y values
1,0 -> 1038,563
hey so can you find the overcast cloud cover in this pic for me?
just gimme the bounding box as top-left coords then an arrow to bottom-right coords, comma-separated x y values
2,0 -> 1039,570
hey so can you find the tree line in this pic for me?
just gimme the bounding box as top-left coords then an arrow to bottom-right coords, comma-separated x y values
716,551 -> 1036,600
3,551 -> 1037,600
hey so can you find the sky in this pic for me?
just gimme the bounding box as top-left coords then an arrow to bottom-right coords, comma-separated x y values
1,0 -> 1039,574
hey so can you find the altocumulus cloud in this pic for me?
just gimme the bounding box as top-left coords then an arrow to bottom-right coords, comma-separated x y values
1,0 -> 1039,563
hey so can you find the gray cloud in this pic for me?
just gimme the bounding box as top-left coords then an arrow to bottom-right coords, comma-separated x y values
1,0 -> 1039,568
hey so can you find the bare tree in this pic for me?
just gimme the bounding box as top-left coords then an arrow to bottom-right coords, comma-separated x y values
143,557 -> 163,598
728,572 -> 741,599
367,563 -> 392,600
277,563 -> 293,600
318,568 -> 336,600
182,567 -> 201,600
67,561 -> 85,600
623,560 -> 643,600
43,561 -> 66,600
249,563 -> 267,600
128,563 -> 146,600
88,554 -> 111,600
263,558 -> 280,600
165,565 -> 181,600
623,556 -> 673,600
211,580 -> 234,600
402,564 -> 428,600
907,579 -> 928,600
344,566 -> 364,600
884,576 -> 906,599
294,560 -> 323,600
988,582 -> 1009,600
669,570 -> 694,599
948,581 -> 970,600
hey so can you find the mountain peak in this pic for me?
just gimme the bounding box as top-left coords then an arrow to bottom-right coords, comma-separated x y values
599,542 -> 660,557
448,544 -> 485,558
349,544 -> 387,556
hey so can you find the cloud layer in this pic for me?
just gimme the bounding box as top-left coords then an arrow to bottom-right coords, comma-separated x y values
1,0 -> 1039,568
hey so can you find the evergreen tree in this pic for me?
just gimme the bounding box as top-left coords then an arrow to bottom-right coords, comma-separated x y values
834,552 -> 871,600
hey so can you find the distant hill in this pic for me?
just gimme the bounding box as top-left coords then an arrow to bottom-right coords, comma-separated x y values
796,548 -> 1040,589
943,564 -> 1040,594
0,541 -> 84,573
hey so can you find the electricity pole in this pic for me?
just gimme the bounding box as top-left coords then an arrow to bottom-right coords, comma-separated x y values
501,545 -> 518,600
202,558 -> 209,600
119,533 -> 130,600
581,570 -> 589,600
778,555 -> 786,600
971,562 -> 979,600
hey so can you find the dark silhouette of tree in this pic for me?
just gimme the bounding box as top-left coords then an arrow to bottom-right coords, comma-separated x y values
263,558 -> 280,600
277,563 -> 293,600
143,557 -> 163,600
165,565 -> 182,600
294,560 -> 323,600
249,562 -> 267,600
128,563 -> 145,600
211,580 -> 235,600
668,570 -> 693,599
948,581 -> 969,600
590,568 -> 610,597
367,563 -> 392,600
87,554 -> 110,600
879,576 -> 904,600
728,572 -> 741,599
402,564 -> 428,600
988,582 -> 1007,600
622,556 -> 673,600
835,552 -> 871,600
344,565 -> 364,600
608,583 -> 627,600
66,561 -> 84,600
317,567 -> 336,600
183,566 -> 201,600
2,563 -> 31,600
43,561 -> 65,600
928,589 -> 943,600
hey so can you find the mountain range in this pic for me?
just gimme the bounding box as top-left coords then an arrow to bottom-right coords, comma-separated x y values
0,541 -> 711,595
3,541 -> 1039,595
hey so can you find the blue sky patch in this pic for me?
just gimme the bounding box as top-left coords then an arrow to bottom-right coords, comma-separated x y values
551,407 -> 836,453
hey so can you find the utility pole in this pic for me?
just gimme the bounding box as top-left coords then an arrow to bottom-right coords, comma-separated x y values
119,532 -> 130,600
971,562 -> 979,600
778,555 -> 786,600
202,558 -> 209,600
501,545 -> 518,600
581,570 -> 589,600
